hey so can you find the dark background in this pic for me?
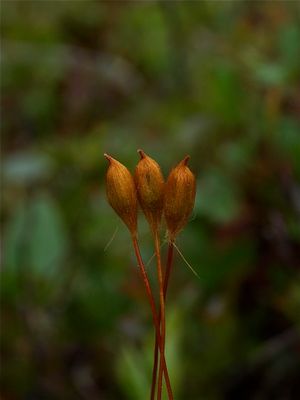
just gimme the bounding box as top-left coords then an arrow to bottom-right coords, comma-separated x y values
1,1 -> 300,399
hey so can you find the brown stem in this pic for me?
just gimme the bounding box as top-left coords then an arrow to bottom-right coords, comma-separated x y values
164,242 -> 175,296
154,232 -> 166,400
151,241 -> 174,399
131,236 -> 173,399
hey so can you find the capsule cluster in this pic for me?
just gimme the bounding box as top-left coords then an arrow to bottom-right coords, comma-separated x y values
104,150 -> 196,241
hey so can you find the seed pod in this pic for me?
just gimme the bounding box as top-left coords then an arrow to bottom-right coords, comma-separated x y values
134,149 -> 164,233
164,156 -> 196,241
104,154 -> 137,236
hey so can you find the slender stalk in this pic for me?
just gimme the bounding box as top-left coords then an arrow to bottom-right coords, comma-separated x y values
154,232 -> 167,400
164,242 -> 175,296
151,241 -> 174,399
131,236 -> 173,399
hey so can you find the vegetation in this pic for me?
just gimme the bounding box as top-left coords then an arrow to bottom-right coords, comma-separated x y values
2,1 -> 300,399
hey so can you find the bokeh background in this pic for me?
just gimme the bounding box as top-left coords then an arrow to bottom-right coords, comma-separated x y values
1,1 -> 300,399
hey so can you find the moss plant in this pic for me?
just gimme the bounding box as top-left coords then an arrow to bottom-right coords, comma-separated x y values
104,151 -> 196,400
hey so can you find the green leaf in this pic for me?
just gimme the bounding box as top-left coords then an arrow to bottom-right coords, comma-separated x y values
113,5 -> 170,76
195,169 -> 241,223
3,202 -> 28,273
28,194 -> 68,275
117,347 -> 149,400
4,193 -> 68,277
3,152 -> 53,185
116,308 -> 183,400
255,63 -> 287,86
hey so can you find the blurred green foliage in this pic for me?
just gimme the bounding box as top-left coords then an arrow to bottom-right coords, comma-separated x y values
1,1 -> 300,399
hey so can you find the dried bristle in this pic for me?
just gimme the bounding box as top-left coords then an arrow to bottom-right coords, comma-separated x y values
164,156 -> 196,240
104,154 -> 137,235
134,149 -> 164,232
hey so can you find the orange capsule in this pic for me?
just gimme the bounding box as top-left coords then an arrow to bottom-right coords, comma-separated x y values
164,156 -> 196,241
134,150 -> 164,233
104,154 -> 138,236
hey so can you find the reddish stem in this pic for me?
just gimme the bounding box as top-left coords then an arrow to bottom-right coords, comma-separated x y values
151,242 -> 174,399
154,232 -> 165,400
131,236 -> 173,399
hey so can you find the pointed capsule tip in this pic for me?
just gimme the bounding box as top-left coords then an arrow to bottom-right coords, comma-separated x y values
104,153 -> 112,162
183,155 -> 190,166
137,149 -> 146,159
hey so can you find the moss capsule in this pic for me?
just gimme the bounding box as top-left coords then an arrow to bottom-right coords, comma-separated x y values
164,156 -> 196,241
104,153 -> 138,236
134,149 -> 165,233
